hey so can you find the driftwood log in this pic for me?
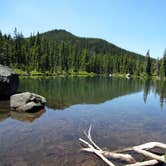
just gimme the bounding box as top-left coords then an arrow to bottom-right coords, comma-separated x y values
79,125 -> 166,166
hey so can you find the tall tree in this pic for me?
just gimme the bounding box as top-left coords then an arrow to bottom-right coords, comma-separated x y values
155,57 -> 160,76
145,49 -> 151,76
163,49 -> 166,77
0,30 -> 2,64
160,49 -> 166,78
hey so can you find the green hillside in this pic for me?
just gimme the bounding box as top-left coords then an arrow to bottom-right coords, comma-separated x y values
0,28 -> 164,77
41,29 -> 144,59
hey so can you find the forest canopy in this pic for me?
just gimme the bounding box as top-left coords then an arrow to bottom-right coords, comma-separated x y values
0,28 -> 165,77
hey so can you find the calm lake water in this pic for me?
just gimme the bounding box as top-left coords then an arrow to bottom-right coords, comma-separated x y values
0,77 -> 166,166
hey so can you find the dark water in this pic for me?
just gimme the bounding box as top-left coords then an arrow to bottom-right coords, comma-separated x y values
0,77 -> 166,166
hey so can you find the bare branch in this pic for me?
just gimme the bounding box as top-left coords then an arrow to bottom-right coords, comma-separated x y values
79,138 -> 116,166
133,148 -> 166,163
81,148 -> 135,163
84,125 -> 103,151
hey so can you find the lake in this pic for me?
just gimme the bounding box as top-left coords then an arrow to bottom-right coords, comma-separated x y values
0,77 -> 166,166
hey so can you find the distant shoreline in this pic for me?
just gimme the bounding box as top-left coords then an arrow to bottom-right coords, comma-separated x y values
14,69 -> 165,80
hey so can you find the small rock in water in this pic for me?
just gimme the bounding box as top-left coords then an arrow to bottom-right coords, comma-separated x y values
10,92 -> 46,112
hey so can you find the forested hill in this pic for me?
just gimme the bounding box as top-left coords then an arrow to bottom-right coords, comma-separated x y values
40,29 -> 144,59
0,29 -> 165,76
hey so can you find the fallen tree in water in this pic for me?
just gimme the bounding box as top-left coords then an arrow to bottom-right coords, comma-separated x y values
79,125 -> 166,166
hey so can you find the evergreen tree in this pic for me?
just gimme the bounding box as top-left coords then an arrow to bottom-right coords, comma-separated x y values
145,49 -> 151,76
160,49 -> 166,78
163,49 -> 166,77
0,30 -> 2,64
155,57 -> 160,76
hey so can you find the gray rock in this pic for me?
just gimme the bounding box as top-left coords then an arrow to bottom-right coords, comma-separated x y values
0,65 -> 19,98
10,92 -> 46,112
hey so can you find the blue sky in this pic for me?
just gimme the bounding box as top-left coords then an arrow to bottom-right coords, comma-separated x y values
0,0 -> 166,58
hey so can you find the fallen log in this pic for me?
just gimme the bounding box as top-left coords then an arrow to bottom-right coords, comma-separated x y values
79,138 -> 116,166
81,147 -> 136,163
113,142 -> 166,153
79,125 -> 166,166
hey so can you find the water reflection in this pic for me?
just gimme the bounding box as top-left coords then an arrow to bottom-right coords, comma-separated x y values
19,77 -> 145,109
0,100 -> 10,112
10,109 -> 45,122
0,112 -> 10,122
155,80 -> 166,109
143,79 -> 166,109
18,77 -> 166,109
0,107 -> 45,122
0,77 -> 165,123
143,79 -> 151,103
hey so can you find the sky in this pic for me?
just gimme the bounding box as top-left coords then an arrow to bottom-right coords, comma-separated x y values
0,0 -> 166,58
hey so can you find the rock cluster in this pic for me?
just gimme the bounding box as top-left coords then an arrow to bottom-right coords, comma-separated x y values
0,65 -> 46,113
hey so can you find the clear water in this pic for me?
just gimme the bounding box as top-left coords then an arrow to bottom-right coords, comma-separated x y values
0,77 -> 166,166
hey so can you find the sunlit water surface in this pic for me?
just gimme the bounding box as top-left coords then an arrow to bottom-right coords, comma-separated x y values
0,77 -> 166,166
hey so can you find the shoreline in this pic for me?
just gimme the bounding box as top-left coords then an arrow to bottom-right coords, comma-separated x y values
13,68 -> 166,80
16,72 -> 166,81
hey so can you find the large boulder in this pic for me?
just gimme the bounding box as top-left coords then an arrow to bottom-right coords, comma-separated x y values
0,65 -> 19,98
10,92 -> 46,112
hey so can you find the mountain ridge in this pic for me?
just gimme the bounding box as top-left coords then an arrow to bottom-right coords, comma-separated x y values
39,29 -> 145,59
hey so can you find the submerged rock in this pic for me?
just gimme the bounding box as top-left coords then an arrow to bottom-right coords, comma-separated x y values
0,65 -> 19,98
10,92 -> 46,112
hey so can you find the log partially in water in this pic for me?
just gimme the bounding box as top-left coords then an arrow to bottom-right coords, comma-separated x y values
79,125 -> 166,166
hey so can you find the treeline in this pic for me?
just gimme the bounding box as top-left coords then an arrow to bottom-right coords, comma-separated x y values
0,28 -> 165,77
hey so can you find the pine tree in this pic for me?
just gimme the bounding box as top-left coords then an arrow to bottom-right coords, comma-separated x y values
0,31 -> 3,64
163,49 -> 166,77
155,57 -> 160,76
160,49 -> 166,78
145,49 -> 151,76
